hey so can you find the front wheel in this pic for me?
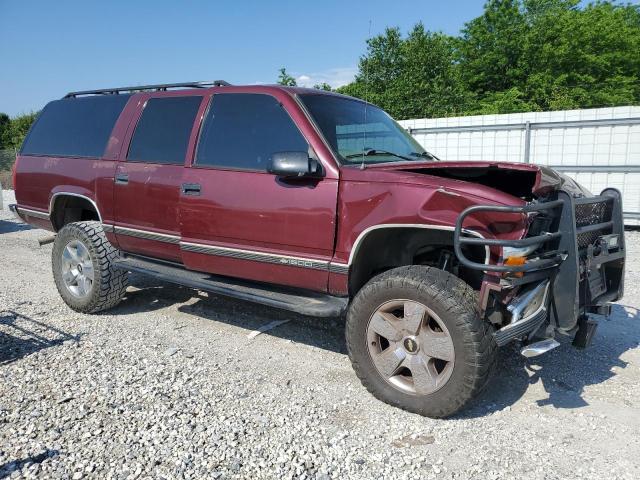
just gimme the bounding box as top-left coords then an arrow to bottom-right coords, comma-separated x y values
346,266 -> 496,418
52,221 -> 128,313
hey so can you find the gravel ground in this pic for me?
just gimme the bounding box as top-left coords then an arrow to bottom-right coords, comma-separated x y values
1,188 -> 639,480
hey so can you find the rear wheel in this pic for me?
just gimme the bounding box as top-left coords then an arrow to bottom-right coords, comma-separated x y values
52,221 -> 128,313
346,266 -> 496,418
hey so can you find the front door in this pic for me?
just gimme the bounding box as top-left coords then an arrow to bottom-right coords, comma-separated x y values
179,92 -> 338,292
113,93 -> 205,262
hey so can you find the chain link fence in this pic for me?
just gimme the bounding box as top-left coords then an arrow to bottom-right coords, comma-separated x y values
0,148 -> 17,189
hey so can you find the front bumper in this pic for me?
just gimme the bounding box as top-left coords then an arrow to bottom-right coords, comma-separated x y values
453,188 -> 625,346
493,280 -> 550,346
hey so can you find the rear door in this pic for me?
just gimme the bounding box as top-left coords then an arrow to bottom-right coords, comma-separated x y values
112,93 -> 205,262
179,92 -> 339,292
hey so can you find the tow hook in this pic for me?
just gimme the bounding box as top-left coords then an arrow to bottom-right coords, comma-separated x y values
520,338 -> 561,358
38,235 -> 56,246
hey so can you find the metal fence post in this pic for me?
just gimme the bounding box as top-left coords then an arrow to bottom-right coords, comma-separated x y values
524,121 -> 531,163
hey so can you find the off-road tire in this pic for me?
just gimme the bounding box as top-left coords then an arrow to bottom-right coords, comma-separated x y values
52,221 -> 128,313
346,265 -> 496,418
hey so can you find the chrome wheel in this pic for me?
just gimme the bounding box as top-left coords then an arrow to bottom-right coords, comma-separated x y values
60,240 -> 94,298
366,300 -> 455,395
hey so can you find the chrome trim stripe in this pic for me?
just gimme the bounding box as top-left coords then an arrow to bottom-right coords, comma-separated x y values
101,223 -> 486,275
102,224 -> 115,233
180,241 -> 330,271
112,225 -> 180,244
328,263 -> 349,275
16,207 -> 50,220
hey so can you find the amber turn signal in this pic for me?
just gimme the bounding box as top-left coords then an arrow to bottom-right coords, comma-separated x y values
504,255 -> 526,277
504,256 -> 526,266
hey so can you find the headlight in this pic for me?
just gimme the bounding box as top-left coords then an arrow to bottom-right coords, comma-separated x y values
502,243 -> 541,258
502,243 -> 543,273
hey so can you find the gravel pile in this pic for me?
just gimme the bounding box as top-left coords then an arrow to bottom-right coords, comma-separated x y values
1,189 -> 639,479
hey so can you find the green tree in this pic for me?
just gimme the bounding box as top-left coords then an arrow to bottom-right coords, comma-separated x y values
338,24 -> 473,119
459,0 -> 529,96
339,1 -> 640,117
0,113 -> 9,149
459,0 -> 640,112
277,67 -> 297,86
1,112 -> 38,150
313,82 -> 333,91
521,1 -> 640,109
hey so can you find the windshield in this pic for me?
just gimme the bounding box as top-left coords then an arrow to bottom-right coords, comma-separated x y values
299,94 -> 434,165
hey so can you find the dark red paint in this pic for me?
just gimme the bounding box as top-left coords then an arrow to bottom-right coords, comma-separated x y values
14,85 -> 555,296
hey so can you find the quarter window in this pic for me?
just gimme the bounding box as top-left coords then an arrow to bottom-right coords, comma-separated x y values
21,95 -> 130,158
195,94 -> 308,171
127,96 -> 202,164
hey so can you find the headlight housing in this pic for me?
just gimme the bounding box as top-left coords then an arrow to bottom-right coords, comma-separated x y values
502,243 -> 541,259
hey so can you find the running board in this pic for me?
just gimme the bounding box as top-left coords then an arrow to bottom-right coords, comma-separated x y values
113,255 -> 348,317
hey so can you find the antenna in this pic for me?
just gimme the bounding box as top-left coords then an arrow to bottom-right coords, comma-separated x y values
360,19 -> 372,170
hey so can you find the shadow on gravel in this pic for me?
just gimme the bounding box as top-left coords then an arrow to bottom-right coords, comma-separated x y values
0,311 -> 79,365
0,449 -> 59,479
107,275 -> 639,417
112,274 -> 347,354
0,219 -> 33,234
114,273 -> 197,314
462,304 -> 640,417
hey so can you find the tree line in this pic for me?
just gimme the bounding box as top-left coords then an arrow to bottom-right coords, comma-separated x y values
0,112 -> 37,153
1,0 -> 638,156
283,0 -> 640,120
0,112 -> 37,174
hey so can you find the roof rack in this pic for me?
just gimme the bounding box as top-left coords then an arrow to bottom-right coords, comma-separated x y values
64,80 -> 231,98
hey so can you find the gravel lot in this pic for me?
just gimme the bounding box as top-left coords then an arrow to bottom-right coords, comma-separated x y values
1,188 -> 639,480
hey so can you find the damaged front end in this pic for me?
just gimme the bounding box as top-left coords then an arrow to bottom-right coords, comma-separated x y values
453,188 -> 626,354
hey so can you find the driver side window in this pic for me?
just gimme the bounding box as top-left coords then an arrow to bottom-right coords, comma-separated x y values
195,93 -> 308,171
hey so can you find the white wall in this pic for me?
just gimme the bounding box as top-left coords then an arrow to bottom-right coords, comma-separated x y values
399,106 -> 640,225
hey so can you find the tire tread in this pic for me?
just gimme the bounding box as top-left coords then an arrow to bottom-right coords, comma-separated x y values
346,266 -> 496,418
52,221 -> 128,313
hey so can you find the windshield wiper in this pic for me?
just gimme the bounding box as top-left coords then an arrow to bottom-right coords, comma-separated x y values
410,151 -> 440,161
344,149 -> 415,162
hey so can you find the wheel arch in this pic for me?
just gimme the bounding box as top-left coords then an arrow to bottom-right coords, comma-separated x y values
49,192 -> 102,232
347,224 -> 488,296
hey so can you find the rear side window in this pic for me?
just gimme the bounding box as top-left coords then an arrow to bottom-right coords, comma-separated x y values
21,95 -> 130,158
195,93 -> 308,171
127,96 -> 202,164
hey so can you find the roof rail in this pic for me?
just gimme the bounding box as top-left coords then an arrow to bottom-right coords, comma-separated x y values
64,80 -> 231,98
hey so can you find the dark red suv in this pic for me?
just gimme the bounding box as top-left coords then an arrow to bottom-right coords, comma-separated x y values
11,81 -> 625,417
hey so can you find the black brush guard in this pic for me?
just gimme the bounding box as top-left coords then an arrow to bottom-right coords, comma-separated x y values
453,188 -> 625,334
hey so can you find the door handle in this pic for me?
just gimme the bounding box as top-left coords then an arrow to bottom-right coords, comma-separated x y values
181,183 -> 201,195
114,173 -> 129,185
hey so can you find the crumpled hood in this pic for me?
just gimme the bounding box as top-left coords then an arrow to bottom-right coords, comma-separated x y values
361,160 -> 592,199
535,164 -> 592,197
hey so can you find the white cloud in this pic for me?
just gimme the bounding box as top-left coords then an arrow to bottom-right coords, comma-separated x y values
294,67 -> 357,89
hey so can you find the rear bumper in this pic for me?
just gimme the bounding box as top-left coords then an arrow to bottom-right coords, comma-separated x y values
9,203 -> 51,223
8,203 -> 20,219
454,188 -> 626,345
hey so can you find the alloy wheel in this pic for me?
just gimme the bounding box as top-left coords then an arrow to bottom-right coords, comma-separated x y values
60,239 -> 95,298
366,299 -> 455,395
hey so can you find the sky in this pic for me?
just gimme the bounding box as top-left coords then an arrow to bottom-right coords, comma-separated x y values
0,0 -> 491,116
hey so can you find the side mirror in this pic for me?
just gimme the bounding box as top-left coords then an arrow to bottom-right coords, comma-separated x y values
268,151 -> 323,178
